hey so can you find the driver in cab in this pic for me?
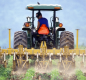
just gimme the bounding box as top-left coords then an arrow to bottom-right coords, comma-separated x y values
33,12 -> 49,39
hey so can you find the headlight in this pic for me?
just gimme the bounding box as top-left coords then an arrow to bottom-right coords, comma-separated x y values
24,22 -> 30,27
59,23 -> 63,27
33,29 -> 36,32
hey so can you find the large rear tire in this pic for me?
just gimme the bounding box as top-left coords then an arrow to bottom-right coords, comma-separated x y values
60,31 -> 74,49
14,31 -> 27,49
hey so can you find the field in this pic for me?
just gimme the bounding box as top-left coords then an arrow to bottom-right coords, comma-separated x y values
0,45 -> 86,80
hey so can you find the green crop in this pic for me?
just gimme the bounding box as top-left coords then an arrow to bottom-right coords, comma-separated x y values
50,69 -> 63,80
36,73 -> 51,80
28,59 -> 35,64
52,59 -> 59,66
23,67 -> 35,80
76,70 -> 86,80
0,56 -> 13,80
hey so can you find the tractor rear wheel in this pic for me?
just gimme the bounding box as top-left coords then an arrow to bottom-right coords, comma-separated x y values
14,31 -> 27,49
60,31 -> 74,49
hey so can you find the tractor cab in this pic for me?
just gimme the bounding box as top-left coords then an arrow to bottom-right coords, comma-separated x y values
22,4 -> 65,49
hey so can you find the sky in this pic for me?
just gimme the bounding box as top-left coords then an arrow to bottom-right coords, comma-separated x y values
0,0 -> 86,48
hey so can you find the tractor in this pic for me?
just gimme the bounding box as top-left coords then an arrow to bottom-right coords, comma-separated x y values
14,4 -> 74,49
1,4 -> 86,73
13,4 -> 74,71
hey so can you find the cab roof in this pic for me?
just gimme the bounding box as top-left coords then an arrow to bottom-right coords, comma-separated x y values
26,4 -> 62,11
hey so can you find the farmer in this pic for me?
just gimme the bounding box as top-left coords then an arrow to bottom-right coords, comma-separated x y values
32,11 -> 49,41
36,11 -> 49,32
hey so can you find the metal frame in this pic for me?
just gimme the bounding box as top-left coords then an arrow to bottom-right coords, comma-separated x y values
32,10 -> 34,29
53,10 -> 56,48
32,10 -> 34,47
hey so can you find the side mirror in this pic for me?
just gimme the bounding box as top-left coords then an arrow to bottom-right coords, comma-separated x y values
56,17 -> 59,22
27,16 -> 31,22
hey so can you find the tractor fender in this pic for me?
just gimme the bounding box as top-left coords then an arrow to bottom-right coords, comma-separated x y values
56,27 -> 65,31
22,26 -> 31,30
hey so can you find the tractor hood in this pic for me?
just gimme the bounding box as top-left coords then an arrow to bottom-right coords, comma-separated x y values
26,4 -> 62,11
